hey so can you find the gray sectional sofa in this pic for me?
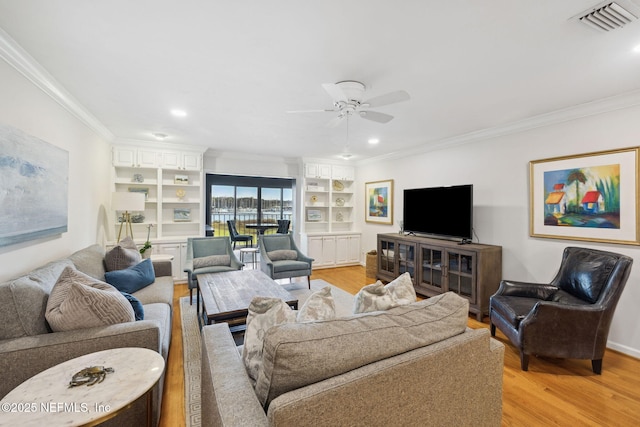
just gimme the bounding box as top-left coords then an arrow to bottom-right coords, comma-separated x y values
201,292 -> 505,426
0,244 -> 174,427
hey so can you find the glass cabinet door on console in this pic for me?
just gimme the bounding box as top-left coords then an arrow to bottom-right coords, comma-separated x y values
378,238 -> 396,281
396,242 -> 416,281
446,250 -> 476,303
418,246 -> 444,293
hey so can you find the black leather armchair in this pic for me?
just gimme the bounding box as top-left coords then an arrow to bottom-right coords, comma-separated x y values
489,246 -> 632,374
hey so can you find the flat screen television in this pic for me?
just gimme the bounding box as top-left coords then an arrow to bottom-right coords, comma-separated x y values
403,184 -> 473,242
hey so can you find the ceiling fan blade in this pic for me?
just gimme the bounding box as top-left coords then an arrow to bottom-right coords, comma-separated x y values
363,90 -> 410,108
326,115 -> 345,128
359,110 -> 394,124
322,83 -> 347,102
287,109 -> 336,113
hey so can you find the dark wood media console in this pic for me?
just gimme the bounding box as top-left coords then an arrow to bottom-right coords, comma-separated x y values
377,233 -> 502,321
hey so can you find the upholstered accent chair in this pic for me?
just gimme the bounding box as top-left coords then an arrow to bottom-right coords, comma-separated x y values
227,220 -> 253,249
184,237 -> 243,304
490,246 -> 632,374
259,234 -> 314,288
276,219 -> 290,234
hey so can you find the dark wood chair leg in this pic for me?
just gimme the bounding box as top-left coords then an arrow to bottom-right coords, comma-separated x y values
490,323 -> 496,336
520,352 -> 529,371
592,359 -> 602,374
189,288 -> 193,305
307,276 -> 311,289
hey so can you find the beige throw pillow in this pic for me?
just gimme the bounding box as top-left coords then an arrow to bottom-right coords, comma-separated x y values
193,254 -> 230,269
267,250 -> 298,261
45,267 -> 135,332
353,272 -> 416,314
297,286 -> 336,322
104,236 -> 142,271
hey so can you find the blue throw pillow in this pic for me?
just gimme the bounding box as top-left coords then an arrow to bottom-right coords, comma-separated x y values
105,258 -> 155,294
120,292 -> 144,320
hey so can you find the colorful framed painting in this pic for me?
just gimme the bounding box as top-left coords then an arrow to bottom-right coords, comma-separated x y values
529,147 -> 639,245
365,179 -> 394,225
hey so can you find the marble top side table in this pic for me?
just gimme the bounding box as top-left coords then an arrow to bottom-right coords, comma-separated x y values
0,347 -> 164,427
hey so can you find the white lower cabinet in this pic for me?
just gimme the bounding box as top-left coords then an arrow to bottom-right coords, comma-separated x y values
304,233 -> 360,269
154,242 -> 188,282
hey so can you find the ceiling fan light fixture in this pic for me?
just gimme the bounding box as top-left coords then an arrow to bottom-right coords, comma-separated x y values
152,132 -> 168,140
340,153 -> 353,160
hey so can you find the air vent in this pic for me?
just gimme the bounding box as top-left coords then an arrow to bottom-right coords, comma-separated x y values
578,2 -> 638,31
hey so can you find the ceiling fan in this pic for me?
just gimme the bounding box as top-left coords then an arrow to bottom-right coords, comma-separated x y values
288,80 -> 410,127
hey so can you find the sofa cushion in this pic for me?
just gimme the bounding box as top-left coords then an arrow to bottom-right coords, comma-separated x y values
104,258 -> 155,294
254,291 -> 469,407
272,260 -> 310,273
193,254 -> 230,269
267,250 -> 298,261
353,273 -> 417,314
104,237 -> 142,271
68,244 -> 107,280
45,266 -> 135,332
0,259 -> 73,339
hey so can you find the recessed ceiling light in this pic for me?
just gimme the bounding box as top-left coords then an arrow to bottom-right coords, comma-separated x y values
152,132 -> 168,140
171,109 -> 187,117
368,138 -> 380,145
633,44 -> 640,53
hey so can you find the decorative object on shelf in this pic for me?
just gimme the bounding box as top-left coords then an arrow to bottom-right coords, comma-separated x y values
139,224 -> 153,258
174,208 -> 191,222
335,197 -> 345,207
69,366 -> 114,387
132,173 -> 144,183
530,147 -> 638,245
130,213 -> 145,223
307,209 -> 322,222
306,182 -> 319,191
333,180 -> 344,191
310,195 -> 318,204
128,186 -> 149,201
336,211 -> 344,222
176,188 -> 186,200
365,179 -> 394,225
174,174 -> 189,184
0,123 -> 69,248
112,191 -> 145,242
398,220 -> 404,234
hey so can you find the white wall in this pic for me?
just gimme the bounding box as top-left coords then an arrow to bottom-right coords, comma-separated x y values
0,59 -> 111,282
356,104 -> 640,358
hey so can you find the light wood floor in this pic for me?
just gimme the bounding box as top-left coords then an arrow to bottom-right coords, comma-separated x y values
159,265 -> 640,427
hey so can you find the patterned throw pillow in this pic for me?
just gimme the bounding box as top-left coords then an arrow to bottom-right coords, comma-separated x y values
104,236 -> 142,271
242,297 -> 297,382
353,272 -> 417,314
267,250 -> 298,261
297,286 -> 336,322
45,267 -> 135,332
243,287 -> 337,382
193,254 -> 231,269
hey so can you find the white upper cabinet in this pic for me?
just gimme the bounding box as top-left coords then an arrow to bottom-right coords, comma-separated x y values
113,146 -> 160,168
160,151 -> 202,171
331,165 -> 355,181
305,163 -> 332,179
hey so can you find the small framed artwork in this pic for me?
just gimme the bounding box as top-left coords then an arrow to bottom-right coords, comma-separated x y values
128,187 -> 149,201
530,147 -> 639,245
174,174 -> 189,184
365,179 -> 394,224
173,208 -> 191,222
307,209 -> 322,222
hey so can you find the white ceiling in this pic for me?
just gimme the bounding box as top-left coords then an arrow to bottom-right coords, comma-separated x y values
1,0 -> 640,162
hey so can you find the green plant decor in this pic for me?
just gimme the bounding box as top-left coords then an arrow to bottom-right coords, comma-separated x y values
140,224 -> 153,254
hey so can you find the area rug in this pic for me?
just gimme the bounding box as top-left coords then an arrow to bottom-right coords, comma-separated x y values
180,279 -> 355,427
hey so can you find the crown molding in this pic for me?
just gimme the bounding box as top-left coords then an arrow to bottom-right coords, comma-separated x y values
0,27 -> 114,142
357,89 -> 640,166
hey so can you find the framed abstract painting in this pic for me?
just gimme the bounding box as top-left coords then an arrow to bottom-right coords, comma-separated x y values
529,147 -> 639,245
365,179 -> 393,225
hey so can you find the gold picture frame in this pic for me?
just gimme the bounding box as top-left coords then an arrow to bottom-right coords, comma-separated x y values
365,179 -> 393,225
529,147 -> 639,245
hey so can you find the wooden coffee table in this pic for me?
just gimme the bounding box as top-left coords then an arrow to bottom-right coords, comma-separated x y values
196,270 -> 298,330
